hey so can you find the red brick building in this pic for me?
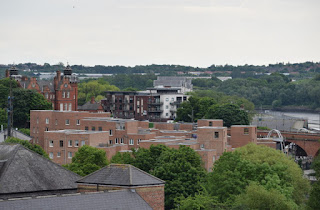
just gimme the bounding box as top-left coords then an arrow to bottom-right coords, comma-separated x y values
6,65 -> 79,111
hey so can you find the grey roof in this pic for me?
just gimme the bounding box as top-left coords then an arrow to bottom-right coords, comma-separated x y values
0,129 -> 32,143
0,190 -> 152,210
0,144 -> 81,195
154,76 -> 193,89
19,80 -> 30,89
77,164 -> 165,186
78,101 -> 101,111
37,80 -> 54,92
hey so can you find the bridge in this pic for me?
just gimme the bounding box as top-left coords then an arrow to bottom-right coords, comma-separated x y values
258,130 -> 320,157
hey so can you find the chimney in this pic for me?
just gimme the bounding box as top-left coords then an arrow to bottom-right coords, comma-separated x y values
56,71 -> 61,80
91,96 -> 95,104
5,69 -> 10,78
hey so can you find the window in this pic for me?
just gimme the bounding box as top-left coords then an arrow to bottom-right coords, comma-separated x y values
76,119 -> 80,125
64,103 -> 67,111
49,152 -> 53,159
67,91 -> 70,98
46,118 -> 49,124
81,140 -> 85,146
92,126 -> 95,131
75,140 -> 79,147
57,152 -> 61,157
68,140 -> 72,147
109,140 -> 113,144
214,132 -> 219,138
33,127 -> 35,133
244,128 -> 249,135
201,144 -> 204,149
85,126 -> 89,131
49,140 -> 53,147
65,119 -> 70,125
45,93 -> 49,99
166,113 -> 169,117
45,127 -> 49,131
137,139 -> 141,145
62,91 -> 65,98
98,127 -> 102,131
109,130 -> 113,136
129,139 -> 134,145
166,98 -> 169,101
55,119 -> 58,125
60,140 -> 63,147
115,138 -> 118,144
37,118 -> 39,124
209,122 -> 213,126
68,103 -> 72,111
68,152 -> 72,159
165,105 -> 169,109
60,103 -> 63,111
120,138 -> 124,144
171,97 -> 174,101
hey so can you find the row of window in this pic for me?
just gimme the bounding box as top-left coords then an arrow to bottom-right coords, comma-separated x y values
49,151 -> 73,159
45,93 -> 55,100
49,140 -> 86,147
60,103 -> 72,111
85,126 -> 103,131
112,138 -> 141,145
62,91 -> 70,99
44,118 -> 80,126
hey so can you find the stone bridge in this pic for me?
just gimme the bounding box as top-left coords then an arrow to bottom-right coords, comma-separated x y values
257,131 -> 320,157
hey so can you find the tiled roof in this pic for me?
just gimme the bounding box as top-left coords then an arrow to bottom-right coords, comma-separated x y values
37,80 -> 54,92
0,144 -> 80,195
0,190 -> 152,210
77,164 -> 165,186
78,101 -> 101,111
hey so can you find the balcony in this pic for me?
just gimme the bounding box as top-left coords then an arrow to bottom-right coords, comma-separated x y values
148,108 -> 162,113
149,101 -> 163,105
170,100 -> 182,105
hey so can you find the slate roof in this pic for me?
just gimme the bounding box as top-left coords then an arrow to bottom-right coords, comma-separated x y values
0,144 -> 81,195
0,190 -> 152,210
77,164 -> 165,186
37,80 -> 54,92
78,101 -> 101,111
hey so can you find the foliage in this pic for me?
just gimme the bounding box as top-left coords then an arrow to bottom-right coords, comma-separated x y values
111,145 -> 207,209
12,88 -> 52,128
5,137 -> 49,159
78,79 -> 119,105
234,183 -> 298,210
206,144 -> 309,207
64,145 -> 108,176
307,155 -> 320,209
19,128 -> 30,136
205,104 -> 250,127
257,126 -> 271,130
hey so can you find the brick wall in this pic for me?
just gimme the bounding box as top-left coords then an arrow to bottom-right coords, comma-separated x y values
197,119 -> 223,127
197,127 -> 227,156
230,125 -> 257,148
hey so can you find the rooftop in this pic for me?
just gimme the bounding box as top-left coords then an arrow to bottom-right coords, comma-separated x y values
77,164 -> 165,187
45,130 -> 109,135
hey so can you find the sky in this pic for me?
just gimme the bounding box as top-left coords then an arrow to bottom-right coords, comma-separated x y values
0,0 -> 319,67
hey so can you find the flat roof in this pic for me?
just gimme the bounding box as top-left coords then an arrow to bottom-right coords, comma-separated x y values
197,126 -> 227,129
45,129 -> 109,134
82,117 -> 136,122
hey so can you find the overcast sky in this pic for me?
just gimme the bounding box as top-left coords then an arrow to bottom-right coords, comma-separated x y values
1,0 -> 319,67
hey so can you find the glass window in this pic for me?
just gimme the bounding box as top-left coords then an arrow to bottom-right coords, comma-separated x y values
45,118 -> 49,124
81,140 -> 85,146
137,139 -> 141,145
244,128 -> 249,135
109,140 -> 113,145
75,140 -> 79,147
49,152 -> 53,159
109,130 -> 113,136
68,103 -> 72,111
60,140 -> 63,147
92,126 -> 95,131
57,152 -> 61,157
129,139 -> 134,145
120,138 -> 124,144
64,103 -> 67,110
49,140 -> 53,147
115,138 -> 118,144
214,132 -> 219,138
65,119 -> 70,125
67,92 -> 70,98
68,140 -> 72,147
99,127 -> 102,131
55,119 -> 58,125
62,92 -> 65,98
166,98 -> 169,101
209,122 -> 212,126
76,119 -> 80,125
68,152 -> 72,159
85,126 -> 88,131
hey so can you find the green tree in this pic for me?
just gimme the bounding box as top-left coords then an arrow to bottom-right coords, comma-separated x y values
64,145 -> 108,176
111,145 -> 207,209
19,128 -> 30,136
206,144 -> 309,208
308,155 -> 320,209
205,104 -> 250,127
5,137 -> 49,159
12,89 -> 52,128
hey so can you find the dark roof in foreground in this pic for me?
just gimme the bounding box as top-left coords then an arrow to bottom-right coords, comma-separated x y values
0,190 -> 152,210
78,101 -> 101,111
77,164 -> 165,186
0,144 -> 81,195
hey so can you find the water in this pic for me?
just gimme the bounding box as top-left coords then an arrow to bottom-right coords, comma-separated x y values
273,111 -> 320,131
252,111 -> 320,132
